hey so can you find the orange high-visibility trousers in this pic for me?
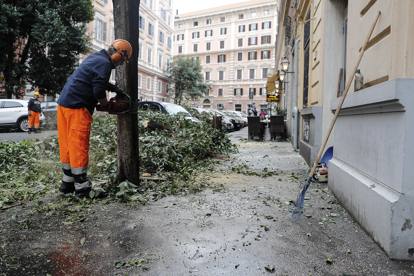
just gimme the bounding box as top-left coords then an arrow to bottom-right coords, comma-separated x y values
28,111 -> 40,129
57,105 -> 92,174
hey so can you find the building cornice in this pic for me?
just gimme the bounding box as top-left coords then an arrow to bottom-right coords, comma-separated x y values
175,1 -> 276,22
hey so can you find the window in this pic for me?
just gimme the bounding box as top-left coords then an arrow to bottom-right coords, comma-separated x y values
249,69 -> 255,79
3,101 -> 23,108
167,36 -> 172,49
192,32 -> 200,39
261,50 -> 271,59
206,55 -> 210,64
218,54 -> 226,63
233,88 -> 243,96
261,35 -> 271,44
262,21 -> 272,29
138,74 -> 142,88
248,37 -> 258,46
249,88 -> 256,99
160,9 -> 167,21
235,104 -> 242,111
148,22 -> 154,36
249,23 -> 258,31
217,103 -> 224,110
205,71 -> 210,81
218,88 -> 223,96
139,40 -> 143,59
159,31 -> 164,44
206,42 -> 211,51
259,88 -> 264,95
177,34 -> 184,41
237,52 -> 243,61
219,71 -> 224,80
248,51 -> 257,60
220,16 -> 225,22
303,10 -> 311,106
178,45 -> 183,53
238,14 -> 244,19
158,49 -> 163,68
147,48 -> 152,64
262,68 -> 269,78
157,80 -> 162,92
94,17 -> 107,42
238,25 -> 245,32
220,41 -> 225,49
206,18 -> 212,25
147,77 -> 152,90
139,16 -> 145,30
247,51 -> 257,60
205,30 -> 213,37
237,69 -> 242,80
193,44 -> 198,52
238,38 -> 243,47
193,21 -> 199,27
220,28 -> 227,35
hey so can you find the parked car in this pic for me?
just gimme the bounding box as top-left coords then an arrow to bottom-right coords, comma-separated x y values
0,99 -> 46,132
137,101 -> 200,123
211,110 -> 236,132
222,110 -> 246,130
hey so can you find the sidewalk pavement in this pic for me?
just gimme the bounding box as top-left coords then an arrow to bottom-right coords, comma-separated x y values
0,127 -> 413,275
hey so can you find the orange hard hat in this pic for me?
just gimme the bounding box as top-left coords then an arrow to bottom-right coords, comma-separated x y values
110,39 -> 133,64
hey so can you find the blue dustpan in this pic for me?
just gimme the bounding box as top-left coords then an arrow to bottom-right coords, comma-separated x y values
320,146 -> 333,167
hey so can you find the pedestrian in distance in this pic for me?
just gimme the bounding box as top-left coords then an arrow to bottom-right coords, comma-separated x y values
27,88 -> 42,134
259,110 -> 267,121
57,39 -> 133,198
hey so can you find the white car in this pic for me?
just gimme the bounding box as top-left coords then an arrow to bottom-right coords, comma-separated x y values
0,99 -> 46,132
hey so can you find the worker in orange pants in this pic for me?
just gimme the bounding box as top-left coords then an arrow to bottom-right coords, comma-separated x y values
28,90 -> 42,133
57,39 -> 132,197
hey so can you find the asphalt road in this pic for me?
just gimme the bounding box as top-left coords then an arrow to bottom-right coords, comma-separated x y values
0,129 -> 57,142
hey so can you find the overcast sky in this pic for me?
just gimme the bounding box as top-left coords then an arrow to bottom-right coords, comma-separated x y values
174,0 -> 249,14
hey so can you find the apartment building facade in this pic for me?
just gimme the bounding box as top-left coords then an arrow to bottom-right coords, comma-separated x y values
276,0 -> 414,260
174,0 -> 277,112
87,0 -> 174,101
138,0 -> 174,101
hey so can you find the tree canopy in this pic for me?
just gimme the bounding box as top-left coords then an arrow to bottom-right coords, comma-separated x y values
168,58 -> 209,105
0,0 -> 93,98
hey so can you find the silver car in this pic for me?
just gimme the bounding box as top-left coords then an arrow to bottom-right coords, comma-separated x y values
0,99 -> 46,132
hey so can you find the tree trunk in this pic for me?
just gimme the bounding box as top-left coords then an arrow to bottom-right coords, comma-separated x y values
112,0 -> 140,185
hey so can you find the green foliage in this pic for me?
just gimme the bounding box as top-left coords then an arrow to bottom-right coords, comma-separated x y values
0,139 -> 60,208
0,113 -> 235,207
0,0 -> 93,97
168,58 -> 209,105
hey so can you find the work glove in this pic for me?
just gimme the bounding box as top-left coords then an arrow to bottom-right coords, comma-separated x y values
96,95 -> 130,115
107,83 -> 125,96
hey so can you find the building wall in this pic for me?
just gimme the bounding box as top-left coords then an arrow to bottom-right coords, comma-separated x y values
138,0 -> 174,102
86,0 -> 174,102
328,0 -> 414,260
174,0 -> 277,112
279,0 -> 414,259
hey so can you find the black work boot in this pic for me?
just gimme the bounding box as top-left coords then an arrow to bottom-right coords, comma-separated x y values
60,168 -> 75,195
28,128 -> 32,134
74,173 -> 92,198
35,128 -> 41,133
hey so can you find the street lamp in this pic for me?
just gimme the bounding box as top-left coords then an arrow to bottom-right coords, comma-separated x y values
281,56 -> 289,71
275,81 -> 279,89
279,70 -> 286,81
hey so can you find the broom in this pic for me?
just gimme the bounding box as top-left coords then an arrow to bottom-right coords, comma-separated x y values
291,12 -> 382,218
